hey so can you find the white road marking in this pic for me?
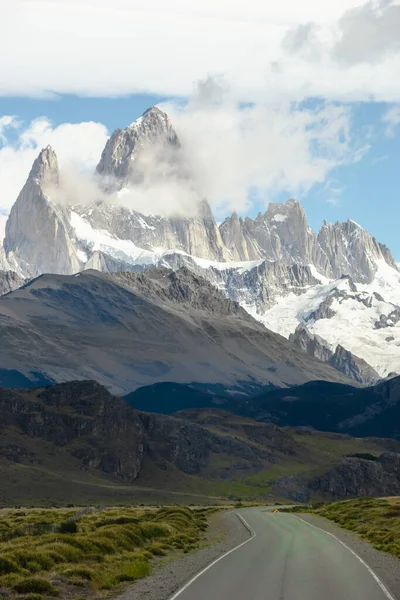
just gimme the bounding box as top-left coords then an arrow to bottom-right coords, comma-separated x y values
168,513 -> 256,600
294,516 -> 397,600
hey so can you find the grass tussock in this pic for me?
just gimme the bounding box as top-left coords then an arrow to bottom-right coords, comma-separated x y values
0,505 -> 211,599
288,497 -> 400,559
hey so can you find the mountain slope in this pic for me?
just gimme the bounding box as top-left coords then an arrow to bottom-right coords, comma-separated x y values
0,268 -> 352,393
242,376 -> 400,439
258,270 -> 400,377
289,324 -> 381,385
1,380 -> 399,505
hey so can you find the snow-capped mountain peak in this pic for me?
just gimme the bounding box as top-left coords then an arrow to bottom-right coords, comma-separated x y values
96,106 -> 180,186
29,145 -> 59,186
1,106 -> 399,382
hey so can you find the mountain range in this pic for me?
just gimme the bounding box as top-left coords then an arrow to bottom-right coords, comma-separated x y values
126,374 -> 400,439
0,105 -> 399,384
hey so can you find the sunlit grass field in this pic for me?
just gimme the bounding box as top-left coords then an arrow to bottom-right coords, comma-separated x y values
288,497 -> 400,559
0,505 -> 212,599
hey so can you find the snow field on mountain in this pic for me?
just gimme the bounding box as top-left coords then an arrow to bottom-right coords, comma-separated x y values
254,268 -> 400,377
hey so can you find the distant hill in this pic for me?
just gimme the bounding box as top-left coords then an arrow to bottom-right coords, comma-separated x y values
128,376 -> 400,440
1,380 -> 400,505
125,382 -> 228,413
243,376 -> 400,439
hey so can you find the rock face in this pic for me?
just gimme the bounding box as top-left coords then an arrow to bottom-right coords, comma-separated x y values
96,107 -> 181,185
4,147 -> 82,277
317,219 -> 397,283
308,453 -> 400,500
273,453 -> 400,501
289,325 -> 333,363
0,380 -> 307,483
0,270 -> 25,296
289,324 -> 381,385
328,345 -> 380,386
220,200 -> 331,273
0,244 -> 10,271
91,106 -> 229,261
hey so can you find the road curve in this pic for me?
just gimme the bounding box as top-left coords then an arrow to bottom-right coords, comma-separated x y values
170,507 -> 397,600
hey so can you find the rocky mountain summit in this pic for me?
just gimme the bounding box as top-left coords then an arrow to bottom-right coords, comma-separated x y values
289,325 -> 380,385
1,105 -> 399,380
96,107 -> 181,185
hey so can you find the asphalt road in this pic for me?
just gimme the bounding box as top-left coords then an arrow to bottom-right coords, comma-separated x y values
170,507 -> 397,600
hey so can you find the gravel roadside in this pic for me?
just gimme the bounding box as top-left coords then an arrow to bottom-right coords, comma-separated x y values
297,513 -> 400,599
116,510 -> 249,600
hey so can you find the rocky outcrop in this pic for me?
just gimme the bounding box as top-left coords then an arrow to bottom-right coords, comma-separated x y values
308,453 -> 400,500
3,147 -> 82,277
219,200 -> 331,273
2,380 -> 400,502
328,345 -> 380,386
96,107 -> 181,186
0,270 -> 25,296
273,452 -> 400,501
289,324 -> 380,385
0,380 -> 299,481
317,219 -> 398,283
0,380 -> 145,481
0,244 -> 10,271
289,325 -> 334,363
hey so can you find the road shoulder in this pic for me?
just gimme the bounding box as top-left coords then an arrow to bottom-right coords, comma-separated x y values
296,513 -> 400,599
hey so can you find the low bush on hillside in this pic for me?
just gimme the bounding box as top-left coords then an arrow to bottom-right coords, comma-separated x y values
287,497 -> 400,559
0,505 -> 211,599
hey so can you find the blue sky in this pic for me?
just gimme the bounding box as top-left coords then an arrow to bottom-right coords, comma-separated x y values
1,93 -> 399,259
1,0 -> 400,259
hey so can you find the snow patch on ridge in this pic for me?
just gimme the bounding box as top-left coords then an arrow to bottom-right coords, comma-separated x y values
272,214 -> 287,222
253,269 -> 400,377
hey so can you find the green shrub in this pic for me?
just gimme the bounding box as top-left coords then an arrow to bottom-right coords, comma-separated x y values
11,551 -> 54,571
13,577 -> 58,595
62,567 -> 93,581
40,542 -> 82,562
0,555 -> 20,575
59,521 -> 78,534
25,595 -> 43,600
116,560 -> 151,582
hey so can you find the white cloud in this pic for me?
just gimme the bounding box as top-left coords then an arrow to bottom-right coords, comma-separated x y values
1,0 -> 400,103
332,0 -> 400,65
0,116 -> 20,144
0,90 -> 368,235
162,92 -> 365,217
383,104 -> 400,135
0,118 -> 109,239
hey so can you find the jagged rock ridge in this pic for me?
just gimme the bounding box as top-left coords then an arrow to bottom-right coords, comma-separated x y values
289,324 -> 381,386
1,106 -> 399,379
